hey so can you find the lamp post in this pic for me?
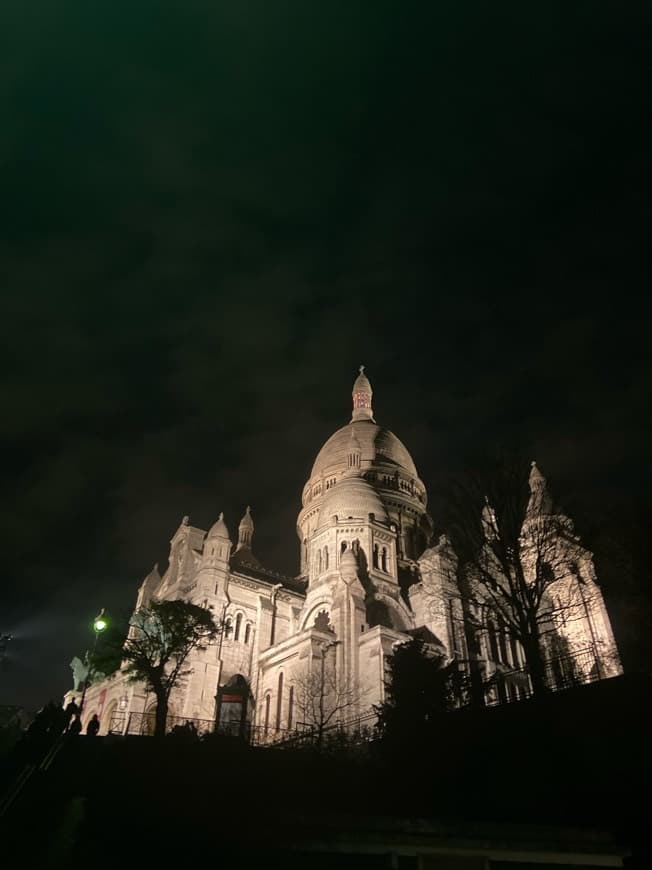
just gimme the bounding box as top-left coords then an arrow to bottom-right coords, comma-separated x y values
78,609 -> 108,723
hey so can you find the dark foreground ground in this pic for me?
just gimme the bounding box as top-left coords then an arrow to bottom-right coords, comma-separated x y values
1,674 -> 650,869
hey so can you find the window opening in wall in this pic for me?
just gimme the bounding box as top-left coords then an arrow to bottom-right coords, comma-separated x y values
287,686 -> 294,731
324,546 -> 329,569
499,630 -> 509,664
318,550 -> 322,573
234,613 -> 242,642
373,544 -> 379,569
381,547 -> 387,572
264,694 -> 271,736
276,673 -> 283,732
244,623 -> 251,645
510,635 -> 520,666
341,541 -> 347,553
488,623 -> 500,661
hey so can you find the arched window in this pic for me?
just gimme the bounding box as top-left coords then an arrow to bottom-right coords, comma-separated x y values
244,623 -> 251,645
287,686 -> 294,731
341,541 -> 347,554
234,613 -> 243,642
498,630 -> 509,664
373,544 -> 379,569
381,547 -> 387,572
488,623 -> 500,661
276,673 -> 284,732
225,616 -> 233,638
264,694 -> 271,736
510,635 -> 520,667
318,550 -> 322,573
324,546 -> 329,570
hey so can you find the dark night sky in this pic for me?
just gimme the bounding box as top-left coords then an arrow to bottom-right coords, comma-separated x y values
1,1 -> 651,708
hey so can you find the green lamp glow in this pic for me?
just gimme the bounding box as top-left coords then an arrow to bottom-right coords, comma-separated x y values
93,610 -> 108,633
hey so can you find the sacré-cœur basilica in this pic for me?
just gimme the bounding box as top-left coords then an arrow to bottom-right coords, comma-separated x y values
66,368 -> 622,737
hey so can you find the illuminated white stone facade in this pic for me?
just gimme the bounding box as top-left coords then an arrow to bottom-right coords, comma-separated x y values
68,369 -> 622,735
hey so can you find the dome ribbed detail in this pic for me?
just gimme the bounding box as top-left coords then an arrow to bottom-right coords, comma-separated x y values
318,475 -> 389,528
311,421 -> 417,479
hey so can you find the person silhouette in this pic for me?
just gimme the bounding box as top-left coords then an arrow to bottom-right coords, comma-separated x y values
86,713 -> 100,737
68,713 -> 82,736
64,699 -> 79,729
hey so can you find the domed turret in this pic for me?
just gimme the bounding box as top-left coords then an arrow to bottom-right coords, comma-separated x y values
207,512 -> 230,541
236,506 -> 254,551
203,512 -> 231,564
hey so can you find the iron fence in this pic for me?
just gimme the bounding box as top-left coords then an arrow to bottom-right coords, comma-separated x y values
108,709 -> 378,749
108,711 -> 215,737
248,712 -> 378,749
483,645 -> 601,706
107,648 -> 603,738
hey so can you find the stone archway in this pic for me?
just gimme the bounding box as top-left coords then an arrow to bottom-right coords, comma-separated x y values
101,700 -> 118,735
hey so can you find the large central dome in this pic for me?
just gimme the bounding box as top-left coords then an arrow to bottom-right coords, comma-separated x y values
311,420 -> 417,480
297,368 -> 432,571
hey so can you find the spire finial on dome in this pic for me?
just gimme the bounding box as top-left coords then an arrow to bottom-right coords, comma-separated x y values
351,366 -> 375,423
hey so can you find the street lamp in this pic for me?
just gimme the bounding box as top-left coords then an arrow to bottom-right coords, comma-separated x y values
78,609 -> 108,723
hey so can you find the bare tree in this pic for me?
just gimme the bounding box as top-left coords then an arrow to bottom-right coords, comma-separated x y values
293,642 -> 362,748
445,458 -> 595,698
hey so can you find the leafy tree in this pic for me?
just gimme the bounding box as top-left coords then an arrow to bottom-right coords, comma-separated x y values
121,599 -> 220,737
375,638 -> 467,753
